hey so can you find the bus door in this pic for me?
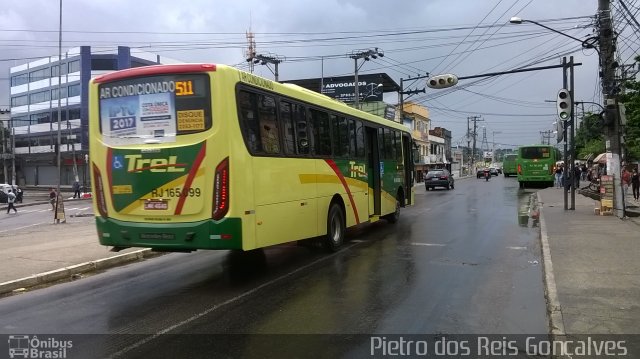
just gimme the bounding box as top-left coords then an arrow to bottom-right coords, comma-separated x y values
366,126 -> 381,216
402,134 -> 414,205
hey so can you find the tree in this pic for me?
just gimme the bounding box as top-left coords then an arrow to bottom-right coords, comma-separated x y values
575,112 -> 605,158
620,65 -> 640,162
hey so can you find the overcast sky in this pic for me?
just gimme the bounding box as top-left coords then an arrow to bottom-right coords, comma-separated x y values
2,0 -> 637,149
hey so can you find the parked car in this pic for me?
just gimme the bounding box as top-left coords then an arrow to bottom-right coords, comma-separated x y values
0,184 -> 12,203
425,169 -> 454,190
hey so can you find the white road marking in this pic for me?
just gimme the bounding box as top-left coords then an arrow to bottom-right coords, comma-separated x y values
507,246 -> 527,250
411,242 -> 446,247
0,222 -> 48,234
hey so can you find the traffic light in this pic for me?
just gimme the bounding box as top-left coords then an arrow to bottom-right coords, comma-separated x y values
556,89 -> 572,120
427,74 -> 458,89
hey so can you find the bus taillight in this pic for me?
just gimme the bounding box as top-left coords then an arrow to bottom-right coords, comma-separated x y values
517,164 -> 522,175
92,163 -> 108,217
212,157 -> 229,220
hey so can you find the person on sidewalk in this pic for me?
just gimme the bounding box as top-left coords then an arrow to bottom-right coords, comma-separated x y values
554,165 -> 563,188
632,168 -> 640,201
573,165 -> 581,190
6,189 -> 17,214
14,186 -> 23,203
622,168 -> 631,198
49,187 -> 57,211
72,180 -> 81,199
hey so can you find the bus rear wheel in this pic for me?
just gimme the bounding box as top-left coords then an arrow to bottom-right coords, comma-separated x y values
323,204 -> 345,252
383,199 -> 401,224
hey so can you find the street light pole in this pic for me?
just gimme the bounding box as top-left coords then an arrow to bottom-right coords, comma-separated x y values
56,0 -> 63,223
509,17 -> 598,54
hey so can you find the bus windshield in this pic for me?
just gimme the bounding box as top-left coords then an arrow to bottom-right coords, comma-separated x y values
98,74 -> 211,145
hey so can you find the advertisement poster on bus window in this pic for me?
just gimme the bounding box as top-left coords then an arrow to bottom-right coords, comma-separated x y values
100,93 -> 177,145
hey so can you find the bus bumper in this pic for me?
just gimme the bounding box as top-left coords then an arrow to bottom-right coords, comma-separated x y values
95,217 -> 243,251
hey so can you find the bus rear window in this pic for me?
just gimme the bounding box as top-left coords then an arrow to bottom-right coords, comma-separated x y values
520,147 -> 550,159
98,74 -> 211,145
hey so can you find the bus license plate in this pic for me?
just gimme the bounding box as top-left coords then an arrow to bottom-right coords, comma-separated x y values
144,200 -> 168,210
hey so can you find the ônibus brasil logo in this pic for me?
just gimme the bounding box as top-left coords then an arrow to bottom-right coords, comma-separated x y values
7,335 -> 72,359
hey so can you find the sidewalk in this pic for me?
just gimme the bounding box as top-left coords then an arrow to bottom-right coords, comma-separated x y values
537,187 -> 640,334
0,197 -> 159,295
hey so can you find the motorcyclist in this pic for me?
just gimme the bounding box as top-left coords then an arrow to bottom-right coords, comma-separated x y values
484,168 -> 491,181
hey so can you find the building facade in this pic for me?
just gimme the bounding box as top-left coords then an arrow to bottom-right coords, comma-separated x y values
8,46 -> 181,186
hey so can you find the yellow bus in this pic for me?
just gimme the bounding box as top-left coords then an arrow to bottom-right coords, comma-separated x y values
89,63 -> 415,253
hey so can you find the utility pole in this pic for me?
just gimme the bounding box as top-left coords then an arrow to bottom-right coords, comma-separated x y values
399,74 -> 428,124
467,117 -> 471,173
481,127 -> 489,155
350,48 -> 384,109
598,0 -> 624,218
246,53 -> 284,82
468,115 -> 483,172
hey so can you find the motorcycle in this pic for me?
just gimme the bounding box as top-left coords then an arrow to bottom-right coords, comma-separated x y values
484,169 -> 491,181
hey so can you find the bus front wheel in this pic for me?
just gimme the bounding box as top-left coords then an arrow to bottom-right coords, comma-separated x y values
324,204 -> 345,252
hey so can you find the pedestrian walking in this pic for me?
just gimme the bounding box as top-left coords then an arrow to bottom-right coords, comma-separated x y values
622,168 -> 631,197
574,165 -> 581,189
6,189 -> 17,214
14,186 -> 23,203
554,165 -> 563,188
72,180 -> 81,199
632,168 -> 640,201
581,163 -> 588,181
49,187 -> 57,211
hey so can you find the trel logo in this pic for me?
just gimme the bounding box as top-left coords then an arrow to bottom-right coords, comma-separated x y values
349,161 -> 367,178
124,154 -> 187,173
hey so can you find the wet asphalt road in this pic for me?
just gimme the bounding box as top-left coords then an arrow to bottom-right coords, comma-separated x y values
0,175 -> 548,358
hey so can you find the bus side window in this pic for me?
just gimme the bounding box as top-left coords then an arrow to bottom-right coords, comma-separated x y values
279,101 -> 296,155
378,128 -> 386,160
348,119 -> 357,158
310,109 -> 331,156
238,90 -> 261,153
386,129 -> 395,161
394,130 -> 402,162
293,103 -> 309,154
355,120 -> 365,158
331,115 -> 349,157
258,94 -> 280,154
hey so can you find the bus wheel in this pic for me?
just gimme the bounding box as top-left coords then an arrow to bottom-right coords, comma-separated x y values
324,204 -> 345,252
383,193 -> 402,224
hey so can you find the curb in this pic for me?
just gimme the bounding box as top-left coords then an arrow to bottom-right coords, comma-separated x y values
0,249 -> 164,295
0,198 -> 92,211
536,192 -> 566,337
